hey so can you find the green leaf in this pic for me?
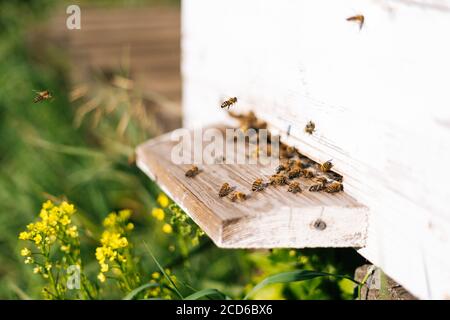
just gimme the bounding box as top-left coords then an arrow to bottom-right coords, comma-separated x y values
123,283 -> 159,300
244,270 -> 359,300
184,288 -> 230,300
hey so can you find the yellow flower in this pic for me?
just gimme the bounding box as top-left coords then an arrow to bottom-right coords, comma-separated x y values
61,201 -> 75,215
24,257 -> 34,264
18,232 -> 30,240
119,209 -> 132,221
126,223 -> 134,231
60,244 -> 70,253
66,226 -> 78,238
60,215 -> 71,226
103,213 -> 117,228
45,262 -> 52,271
33,266 -> 42,274
20,248 -> 31,256
151,272 -> 160,280
33,234 -> 43,245
152,208 -> 165,221
42,200 -> 54,210
289,250 -> 296,257
157,194 -> 169,208
100,263 -> 109,273
162,224 -> 173,234
97,273 -> 106,283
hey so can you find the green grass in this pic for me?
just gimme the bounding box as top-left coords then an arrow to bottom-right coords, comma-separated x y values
0,0 -> 365,300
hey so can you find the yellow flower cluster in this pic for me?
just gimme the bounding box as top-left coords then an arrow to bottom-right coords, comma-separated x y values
18,200 -> 77,250
96,210 -> 134,283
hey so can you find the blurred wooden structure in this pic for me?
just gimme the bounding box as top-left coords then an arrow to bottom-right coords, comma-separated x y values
36,6 -> 182,131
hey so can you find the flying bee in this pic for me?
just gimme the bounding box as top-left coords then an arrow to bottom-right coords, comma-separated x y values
221,97 -> 237,109
320,160 -> 333,172
219,183 -> 234,197
33,90 -> 52,103
269,174 -> 288,186
302,168 -> 316,179
325,181 -> 344,193
185,165 -> 200,178
288,182 -> 302,194
346,14 -> 365,30
230,191 -> 247,202
309,184 -> 325,192
252,178 -> 267,192
305,121 -> 315,134
287,167 -> 302,179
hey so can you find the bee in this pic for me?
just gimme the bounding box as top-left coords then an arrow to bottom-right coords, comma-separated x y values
33,90 -> 52,103
289,159 -> 302,169
275,162 -> 289,174
320,160 -> 333,172
287,167 -> 302,179
281,145 -> 297,159
305,121 -> 315,134
302,168 -> 316,179
346,14 -> 365,30
185,165 -> 200,178
252,178 -> 267,192
326,171 -> 343,182
221,97 -> 237,109
325,181 -> 344,193
288,182 -> 302,194
219,183 -> 234,197
309,184 -> 325,192
230,191 -> 247,202
269,174 -> 288,186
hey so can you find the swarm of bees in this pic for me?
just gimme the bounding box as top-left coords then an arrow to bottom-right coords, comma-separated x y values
221,97 -> 237,109
33,90 -> 52,103
185,165 -> 200,178
181,111 -> 344,208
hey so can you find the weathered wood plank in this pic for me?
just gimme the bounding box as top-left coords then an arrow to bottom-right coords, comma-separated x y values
137,127 -> 368,248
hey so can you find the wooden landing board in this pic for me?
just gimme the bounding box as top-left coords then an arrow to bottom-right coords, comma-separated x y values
137,127 -> 368,248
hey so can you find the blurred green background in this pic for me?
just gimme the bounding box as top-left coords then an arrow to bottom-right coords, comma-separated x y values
0,0 -> 365,299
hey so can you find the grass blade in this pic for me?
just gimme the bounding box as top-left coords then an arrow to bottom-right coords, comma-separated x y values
184,288 -> 230,300
143,241 -> 184,299
244,270 -> 359,300
123,283 -> 159,300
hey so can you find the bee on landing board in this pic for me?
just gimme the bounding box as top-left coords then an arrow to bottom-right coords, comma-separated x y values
288,182 -> 302,194
305,121 -> 316,135
302,168 -> 316,179
309,184 -> 325,192
346,15 -> 365,30
269,174 -> 288,186
320,160 -> 333,172
252,178 -> 267,192
33,90 -> 52,103
221,97 -> 237,109
230,191 -> 247,202
185,165 -> 200,178
287,167 -> 302,179
325,181 -> 344,193
219,183 -> 234,197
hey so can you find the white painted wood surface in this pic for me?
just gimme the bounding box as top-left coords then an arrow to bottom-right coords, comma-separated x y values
182,0 -> 450,299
